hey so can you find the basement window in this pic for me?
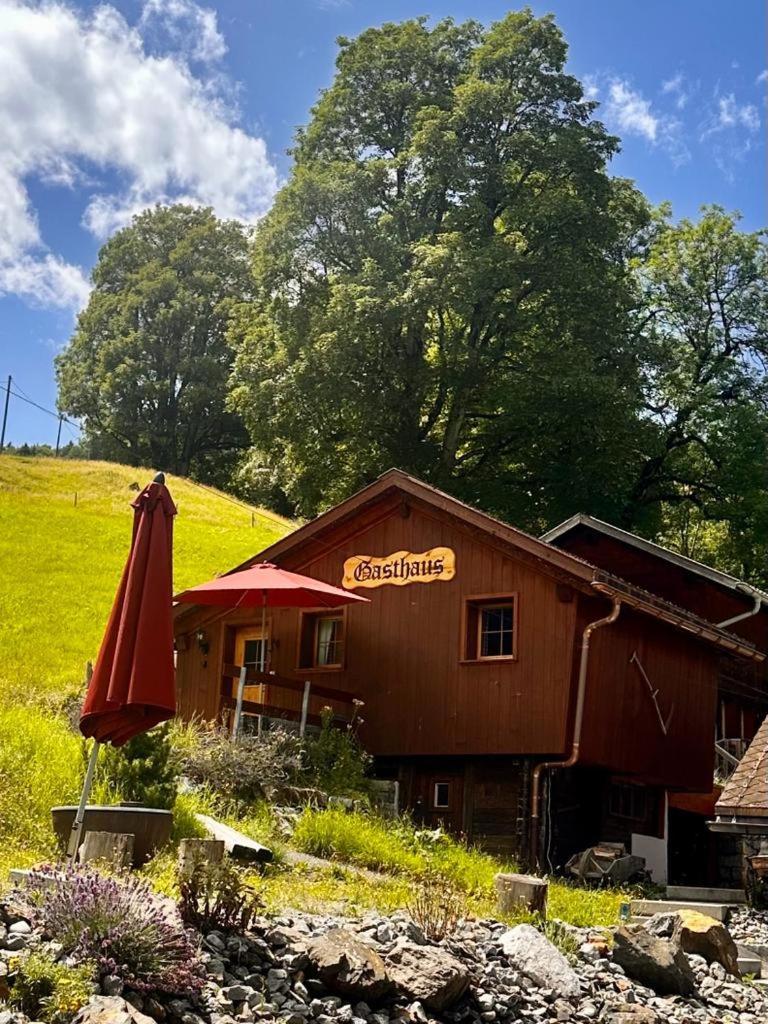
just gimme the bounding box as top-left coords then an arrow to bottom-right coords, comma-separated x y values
608,782 -> 648,822
433,782 -> 450,809
463,594 -> 517,661
299,612 -> 345,669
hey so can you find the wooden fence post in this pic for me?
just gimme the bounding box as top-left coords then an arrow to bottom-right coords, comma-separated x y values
300,680 -> 312,737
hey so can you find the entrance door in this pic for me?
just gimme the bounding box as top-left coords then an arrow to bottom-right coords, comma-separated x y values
234,626 -> 268,727
411,770 -> 465,834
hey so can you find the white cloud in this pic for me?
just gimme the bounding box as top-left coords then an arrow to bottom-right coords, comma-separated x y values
139,0 -> 227,64
701,93 -> 761,138
758,70 -> 768,85
661,72 -> 690,110
698,91 -> 761,182
0,0 -> 278,309
604,79 -> 659,141
589,74 -> 689,167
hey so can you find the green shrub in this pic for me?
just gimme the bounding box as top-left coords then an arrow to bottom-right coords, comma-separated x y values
97,724 -> 178,809
8,950 -> 94,1023
304,706 -> 372,796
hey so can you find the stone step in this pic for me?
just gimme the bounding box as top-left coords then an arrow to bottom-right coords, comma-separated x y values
630,899 -> 732,922
737,946 -> 762,977
666,885 -> 746,904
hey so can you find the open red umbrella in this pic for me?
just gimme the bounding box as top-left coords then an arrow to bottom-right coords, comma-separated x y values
66,472 -> 176,862
176,562 -> 368,736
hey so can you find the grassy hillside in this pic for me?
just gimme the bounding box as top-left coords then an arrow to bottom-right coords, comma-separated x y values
0,455 -> 292,702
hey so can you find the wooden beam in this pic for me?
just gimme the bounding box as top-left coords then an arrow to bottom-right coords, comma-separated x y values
222,663 -> 359,704
195,814 -> 273,863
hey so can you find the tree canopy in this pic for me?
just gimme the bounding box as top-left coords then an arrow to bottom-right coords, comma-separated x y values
56,205 -> 252,482
228,11 -> 650,524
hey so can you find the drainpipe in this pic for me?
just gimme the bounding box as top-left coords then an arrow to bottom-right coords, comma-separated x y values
717,588 -> 763,629
530,596 -> 622,869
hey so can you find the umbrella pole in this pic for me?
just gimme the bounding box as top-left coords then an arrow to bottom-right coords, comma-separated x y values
257,597 -> 266,737
231,665 -> 248,740
65,740 -> 101,866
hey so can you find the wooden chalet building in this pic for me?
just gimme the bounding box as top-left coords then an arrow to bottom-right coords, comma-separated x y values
174,470 -> 765,879
543,514 -> 768,884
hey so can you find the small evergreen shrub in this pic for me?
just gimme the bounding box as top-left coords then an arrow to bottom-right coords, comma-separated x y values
8,950 -> 94,1024
179,857 -> 263,933
97,724 -> 178,809
22,866 -> 203,994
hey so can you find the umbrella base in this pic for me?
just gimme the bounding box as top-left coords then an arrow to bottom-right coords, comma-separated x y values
52,805 -> 172,866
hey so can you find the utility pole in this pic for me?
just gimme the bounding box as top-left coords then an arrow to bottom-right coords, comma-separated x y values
0,375 -> 10,451
55,414 -> 63,456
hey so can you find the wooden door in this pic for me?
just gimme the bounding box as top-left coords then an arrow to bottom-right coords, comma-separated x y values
411,770 -> 465,834
234,625 -> 269,726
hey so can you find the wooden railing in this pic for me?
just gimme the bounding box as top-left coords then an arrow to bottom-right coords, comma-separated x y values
220,663 -> 360,736
715,737 -> 749,782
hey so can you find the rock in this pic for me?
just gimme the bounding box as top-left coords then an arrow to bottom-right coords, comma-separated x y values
384,939 -> 470,1012
611,927 -> 695,997
101,977 -> 123,997
305,929 -> 394,1003
674,910 -> 740,976
601,1006 -> 659,1024
499,924 -> 581,1000
71,997 -> 156,1024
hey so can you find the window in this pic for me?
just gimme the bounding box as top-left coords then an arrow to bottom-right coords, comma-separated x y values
433,782 -> 450,809
463,594 -> 517,661
242,636 -> 267,673
316,616 -> 343,667
608,782 -> 648,822
299,612 -> 345,669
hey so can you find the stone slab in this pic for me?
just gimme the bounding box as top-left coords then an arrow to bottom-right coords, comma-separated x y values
666,886 -> 745,904
631,900 -> 731,922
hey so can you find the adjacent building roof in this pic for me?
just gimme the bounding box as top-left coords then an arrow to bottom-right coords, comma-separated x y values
181,468 -> 762,662
715,716 -> 768,819
542,513 -> 768,606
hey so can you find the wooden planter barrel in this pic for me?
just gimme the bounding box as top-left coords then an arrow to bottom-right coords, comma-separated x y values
51,805 -> 173,866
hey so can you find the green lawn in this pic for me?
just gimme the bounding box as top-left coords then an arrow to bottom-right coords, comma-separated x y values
0,455 -> 291,702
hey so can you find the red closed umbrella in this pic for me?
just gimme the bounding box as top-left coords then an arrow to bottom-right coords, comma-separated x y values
176,562 -> 368,736
66,473 -> 176,862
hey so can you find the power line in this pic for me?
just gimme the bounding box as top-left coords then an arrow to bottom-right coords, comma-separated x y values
0,375 -> 290,529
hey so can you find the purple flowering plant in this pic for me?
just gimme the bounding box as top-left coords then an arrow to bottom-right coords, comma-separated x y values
22,866 -> 203,994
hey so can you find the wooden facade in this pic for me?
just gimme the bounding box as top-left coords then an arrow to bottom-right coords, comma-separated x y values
174,470 -> 764,870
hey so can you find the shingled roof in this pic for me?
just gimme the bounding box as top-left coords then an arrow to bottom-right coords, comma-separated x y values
715,716 -> 768,819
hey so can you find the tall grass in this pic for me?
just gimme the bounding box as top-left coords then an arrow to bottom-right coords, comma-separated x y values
0,705 -> 83,879
292,807 -> 511,892
291,806 -> 627,926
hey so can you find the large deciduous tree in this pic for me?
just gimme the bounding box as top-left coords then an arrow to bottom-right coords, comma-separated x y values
229,12 -> 649,522
57,205 -> 252,482
626,206 -> 768,577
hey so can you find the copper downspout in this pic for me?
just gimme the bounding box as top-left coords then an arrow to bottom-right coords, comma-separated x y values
530,596 -> 622,868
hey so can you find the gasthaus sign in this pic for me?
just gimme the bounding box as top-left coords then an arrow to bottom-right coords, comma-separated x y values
342,547 -> 456,590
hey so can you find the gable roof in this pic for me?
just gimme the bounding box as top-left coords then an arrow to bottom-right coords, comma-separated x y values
542,513 -> 768,607
179,469 -> 763,662
715,716 -> 768,819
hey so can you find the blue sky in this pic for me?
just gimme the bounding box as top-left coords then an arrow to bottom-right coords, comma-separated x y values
0,0 -> 765,445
